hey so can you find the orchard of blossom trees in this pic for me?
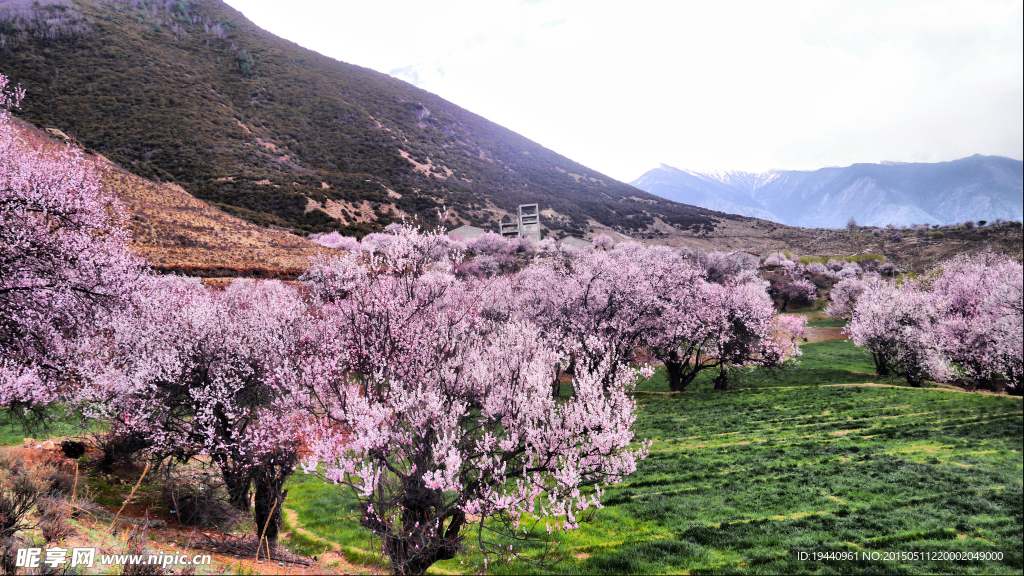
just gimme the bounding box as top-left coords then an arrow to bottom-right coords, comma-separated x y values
829,254 -> 1022,390
6,71 -> 1020,574
0,75 -> 807,574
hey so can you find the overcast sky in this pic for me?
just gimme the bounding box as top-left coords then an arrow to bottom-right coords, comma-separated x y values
224,0 -> 1023,182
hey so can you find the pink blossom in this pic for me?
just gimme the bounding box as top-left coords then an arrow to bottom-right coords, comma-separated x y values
1,76 -> 143,418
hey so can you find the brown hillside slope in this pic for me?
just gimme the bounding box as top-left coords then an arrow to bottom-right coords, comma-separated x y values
10,116 -> 328,275
106,167 -> 329,275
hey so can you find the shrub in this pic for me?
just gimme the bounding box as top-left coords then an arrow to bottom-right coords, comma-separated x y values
236,48 -> 254,77
38,497 -> 74,543
806,262 -> 830,276
89,430 -> 152,473
120,523 -> 165,576
60,440 -> 86,459
162,472 -> 241,529
0,452 -> 51,544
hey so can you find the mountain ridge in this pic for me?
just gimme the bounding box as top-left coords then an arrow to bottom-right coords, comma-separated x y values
634,155 -> 1023,228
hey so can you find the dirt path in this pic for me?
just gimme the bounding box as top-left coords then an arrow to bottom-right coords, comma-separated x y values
281,508 -> 384,575
802,326 -> 847,343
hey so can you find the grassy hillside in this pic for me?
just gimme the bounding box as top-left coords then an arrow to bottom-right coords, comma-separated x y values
282,340 -> 1023,574
0,0 -> 736,239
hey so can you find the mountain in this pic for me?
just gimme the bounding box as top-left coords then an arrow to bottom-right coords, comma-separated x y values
633,156 -> 1024,229
631,166 -> 782,222
0,0 -> 738,238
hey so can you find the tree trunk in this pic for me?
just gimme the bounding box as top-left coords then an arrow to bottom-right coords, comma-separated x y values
872,353 -> 890,377
550,361 -> 563,399
253,460 -> 295,550
664,361 -> 701,393
253,484 -> 283,549
220,463 -> 252,512
713,370 -> 729,391
665,361 -> 686,392
378,502 -> 464,576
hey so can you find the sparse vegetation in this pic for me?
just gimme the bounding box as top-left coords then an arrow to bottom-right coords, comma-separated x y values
798,254 -> 885,265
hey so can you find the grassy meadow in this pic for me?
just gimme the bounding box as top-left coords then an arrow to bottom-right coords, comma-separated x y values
283,339 -> 1023,575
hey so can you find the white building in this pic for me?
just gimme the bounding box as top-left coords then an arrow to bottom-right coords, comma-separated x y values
447,224 -> 487,241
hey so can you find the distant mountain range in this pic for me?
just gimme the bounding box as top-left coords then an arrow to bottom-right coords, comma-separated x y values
632,156 -> 1024,228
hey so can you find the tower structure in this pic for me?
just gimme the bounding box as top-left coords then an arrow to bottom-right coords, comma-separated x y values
499,203 -> 541,242
518,204 -> 540,242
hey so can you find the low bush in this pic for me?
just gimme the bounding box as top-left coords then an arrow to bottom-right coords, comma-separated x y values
162,471 -> 242,530
120,523 -> 165,576
90,430 -> 152,473
38,496 -> 74,543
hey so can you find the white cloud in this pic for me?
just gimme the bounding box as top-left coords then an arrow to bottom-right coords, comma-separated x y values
226,0 -> 1022,181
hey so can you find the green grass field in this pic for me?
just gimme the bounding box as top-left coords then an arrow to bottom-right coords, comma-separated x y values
0,407 -> 95,447
283,340 -> 1024,574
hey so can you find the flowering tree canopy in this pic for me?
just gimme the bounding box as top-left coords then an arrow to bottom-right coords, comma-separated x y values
308,230 -> 361,251
847,279 -> 951,385
646,266 -> 804,392
292,225 -> 648,575
932,253 -> 1022,389
826,273 -> 882,319
516,242 -> 802,394
1,74 -> 142,419
844,253 -> 1021,390
805,261 -> 832,277
591,233 -> 614,250
513,243 -> 667,385
767,271 -> 818,311
79,276 -> 307,542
